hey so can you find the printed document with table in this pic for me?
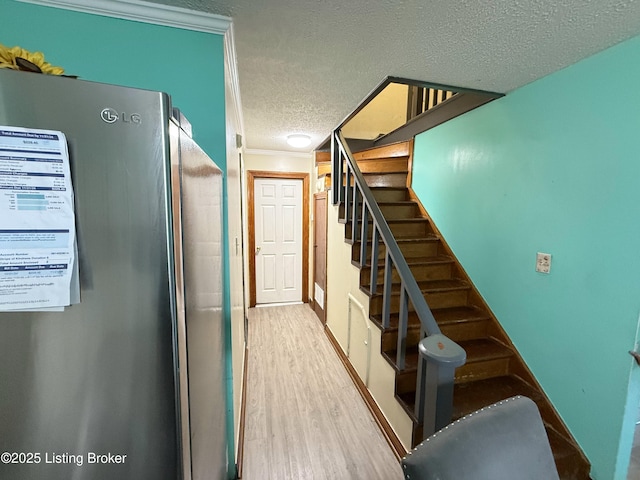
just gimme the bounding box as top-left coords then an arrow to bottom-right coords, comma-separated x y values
0,126 -> 78,311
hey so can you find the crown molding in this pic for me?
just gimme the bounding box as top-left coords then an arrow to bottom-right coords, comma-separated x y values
245,148 -> 313,159
224,24 -> 245,141
17,0 -> 231,34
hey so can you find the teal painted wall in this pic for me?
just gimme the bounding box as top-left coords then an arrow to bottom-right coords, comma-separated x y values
412,35 -> 640,480
1,0 -> 226,164
2,0 -> 234,477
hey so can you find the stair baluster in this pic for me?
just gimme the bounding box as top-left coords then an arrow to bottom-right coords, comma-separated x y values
352,186 -> 361,243
369,228 -> 380,295
345,167 -> 352,224
396,286 -> 409,370
359,203 -> 369,268
381,252 -> 393,330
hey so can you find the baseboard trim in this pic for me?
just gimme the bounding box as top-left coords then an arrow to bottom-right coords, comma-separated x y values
235,344 -> 249,478
324,325 -> 407,460
312,299 -> 325,324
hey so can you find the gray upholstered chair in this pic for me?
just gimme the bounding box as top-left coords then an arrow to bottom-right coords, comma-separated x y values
401,395 -> 560,480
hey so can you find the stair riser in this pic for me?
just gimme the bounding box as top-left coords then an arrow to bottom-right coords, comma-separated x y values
396,369 -> 419,396
316,162 -> 331,177
326,157 -> 408,175
379,204 -> 420,219
352,241 -> 441,263
345,221 -> 433,241
425,289 -> 470,310
370,289 -> 469,314
364,172 -> 407,188
546,429 -> 592,480
389,222 -> 433,238
395,356 -> 512,397
439,318 -> 491,342
382,328 -> 422,352
361,262 -> 453,285
455,357 -> 511,383
381,318 -> 493,353
339,171 -> 408,188
341,203 -> 420,220
372,189 -> 407,202
354,157 -> 409,173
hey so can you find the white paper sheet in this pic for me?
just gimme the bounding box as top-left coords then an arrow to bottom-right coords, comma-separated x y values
0,126 -> 77,311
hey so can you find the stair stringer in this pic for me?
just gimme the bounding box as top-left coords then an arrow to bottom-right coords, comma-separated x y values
324,196 -> 415,457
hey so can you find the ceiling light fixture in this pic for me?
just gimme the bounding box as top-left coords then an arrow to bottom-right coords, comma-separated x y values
286,134 -> 311,148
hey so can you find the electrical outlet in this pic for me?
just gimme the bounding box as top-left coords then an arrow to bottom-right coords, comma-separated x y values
536,252 -> 551,274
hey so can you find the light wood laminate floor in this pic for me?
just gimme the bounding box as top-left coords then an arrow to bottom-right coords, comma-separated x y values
242,303 -> 405,480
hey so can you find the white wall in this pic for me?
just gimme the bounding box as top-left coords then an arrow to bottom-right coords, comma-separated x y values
243,150 -> 314,304
342,83 -> 408,140
325,196 -> 414,451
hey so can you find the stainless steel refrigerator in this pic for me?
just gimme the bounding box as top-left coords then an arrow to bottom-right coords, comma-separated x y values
0,69 -> 228,480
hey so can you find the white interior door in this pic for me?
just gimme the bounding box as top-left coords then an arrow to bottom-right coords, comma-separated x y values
254,178 -> 303,304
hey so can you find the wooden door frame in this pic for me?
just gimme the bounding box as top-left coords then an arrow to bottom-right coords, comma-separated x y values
312,191 -> 328,323
247,170 -> 309,307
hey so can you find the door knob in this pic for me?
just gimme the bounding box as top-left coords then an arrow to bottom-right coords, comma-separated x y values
255,246 -> 261,255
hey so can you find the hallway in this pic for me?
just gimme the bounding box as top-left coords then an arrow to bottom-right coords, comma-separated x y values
241,303 -> 405,480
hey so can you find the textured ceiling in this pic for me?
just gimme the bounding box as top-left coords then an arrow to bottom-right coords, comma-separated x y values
147,0 -> 640,153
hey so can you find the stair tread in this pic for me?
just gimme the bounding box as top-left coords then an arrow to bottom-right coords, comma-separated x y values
377,201 -> 418,206
350,217 -> 429,224
398,378 -> 586,478
395,375 -> 538,422
396,377 -> 539,427
373,306 -> 490,330
386,218 -> 428,224
362,170 -> 407,175
383,349 -> 420,372
431,305 -> 491,324
545,425 -> 585,462
379,318 -> 491,340
384,338 -> 512,373
420,278 -> 468,289
453,378 -> 588,478
401,278 -> 470,293
363,254 -> 453,268
457,338 -> 513,362
340,172 -> 408,181
364,278 -> 470,298
370,186 -> 407,191
545,426 -> 591,479
359,236 -> 439,245
452,375 -> 542,419
410,376 -> 578,450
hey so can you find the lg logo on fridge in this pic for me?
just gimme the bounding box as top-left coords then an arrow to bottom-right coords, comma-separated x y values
100,108 -> 142,125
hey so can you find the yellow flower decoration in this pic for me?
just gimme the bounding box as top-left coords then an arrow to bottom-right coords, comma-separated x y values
0,43 -> 64,75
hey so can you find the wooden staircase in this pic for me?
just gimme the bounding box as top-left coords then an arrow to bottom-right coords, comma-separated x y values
317,140 -> 591,480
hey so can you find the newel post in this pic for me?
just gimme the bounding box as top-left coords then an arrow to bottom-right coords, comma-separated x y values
416,334 -> 466,439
